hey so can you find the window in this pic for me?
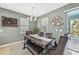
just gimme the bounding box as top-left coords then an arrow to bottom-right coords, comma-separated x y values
20,17 -> 29,34
41,17 -> 48,32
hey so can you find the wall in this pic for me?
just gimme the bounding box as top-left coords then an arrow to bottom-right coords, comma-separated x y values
0,7 -> 34,45
0,3 -> 79,45
36,3 -> 79,43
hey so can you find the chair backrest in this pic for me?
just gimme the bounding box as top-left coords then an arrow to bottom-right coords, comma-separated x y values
26,31 -> 32,36
48,36 -> 68,55
45,33 -> 52,39
39,32 -> 44,37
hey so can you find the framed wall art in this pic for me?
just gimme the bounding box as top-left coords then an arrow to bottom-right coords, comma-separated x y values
2,16 -> 18,27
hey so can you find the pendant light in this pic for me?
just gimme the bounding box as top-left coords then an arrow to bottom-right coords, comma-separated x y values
27,7 -> 37,21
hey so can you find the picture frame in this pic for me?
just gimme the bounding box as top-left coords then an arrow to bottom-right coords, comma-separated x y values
2,16 -> 18,27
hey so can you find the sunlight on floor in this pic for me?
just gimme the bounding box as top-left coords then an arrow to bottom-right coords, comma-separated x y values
0,47 -> 10,55
0,41 -> 32,55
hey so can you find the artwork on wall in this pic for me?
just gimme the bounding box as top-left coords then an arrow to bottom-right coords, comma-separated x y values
70,19 -> 79,36
2,16 -> 18,27
51,16 -> 63,27
51,16 -> 63,32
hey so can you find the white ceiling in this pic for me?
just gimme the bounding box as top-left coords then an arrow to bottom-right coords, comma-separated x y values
0,3 -> 69,17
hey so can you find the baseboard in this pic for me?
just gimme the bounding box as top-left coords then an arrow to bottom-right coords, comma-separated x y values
0,41 -> 22,48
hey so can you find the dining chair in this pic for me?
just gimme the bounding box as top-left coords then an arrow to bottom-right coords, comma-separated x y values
26,31 -> 32,36
48,36 -> 68,55
23,31 -> 32,49
40,38 -> 57,55
45,33 -> 53,39
39,32 -> 44,37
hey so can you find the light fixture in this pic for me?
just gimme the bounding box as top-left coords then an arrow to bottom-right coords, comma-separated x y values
52,22 -> 54,25
34,17 -> 37,21
57,23 -> 60,26
27,7 -> 37,21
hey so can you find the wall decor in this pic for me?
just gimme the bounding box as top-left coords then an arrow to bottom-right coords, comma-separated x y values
51,16 -> 63,32
70,19 -> 79,36
2,16 -> 18,27
51,16 -> 63,27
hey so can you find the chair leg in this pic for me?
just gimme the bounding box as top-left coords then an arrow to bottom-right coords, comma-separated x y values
23,36 -> 28,49
23,42 -> 28,49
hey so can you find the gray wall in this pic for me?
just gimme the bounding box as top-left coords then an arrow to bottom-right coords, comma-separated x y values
0,3 -> 79,45
36,3 -> 79,43
0,7 -> 34,45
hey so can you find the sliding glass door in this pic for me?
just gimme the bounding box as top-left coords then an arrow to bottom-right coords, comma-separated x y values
67,9 -> 79,40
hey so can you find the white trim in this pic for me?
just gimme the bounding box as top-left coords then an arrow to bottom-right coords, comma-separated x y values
0,41 -> 22,48
66,14 -> 69,33
64,6 -> 79,13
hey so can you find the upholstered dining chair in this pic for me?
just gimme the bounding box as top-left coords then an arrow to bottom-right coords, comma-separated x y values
23,31 -> 32,49
26,31 -> 32,36
45,33 -> 53,39
40,38 -> 57,55
48,36 -> 68,55
39,32 -> 44,37
23,35 -> 27,49
40,36 -> 68,55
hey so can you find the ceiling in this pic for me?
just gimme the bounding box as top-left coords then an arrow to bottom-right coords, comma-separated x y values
0,3 -> 69,17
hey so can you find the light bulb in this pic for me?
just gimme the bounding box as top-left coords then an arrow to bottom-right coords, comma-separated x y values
34,17 -> 37,21
30,16 -> 33,19
59,18 -> 61,20
30,16 -> 33,21
57,23 -> 60,25
52,22 -> 54,25
56,16 -> 58,19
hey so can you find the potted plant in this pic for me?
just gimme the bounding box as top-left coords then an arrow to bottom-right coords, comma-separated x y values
32,27 -> 39,34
